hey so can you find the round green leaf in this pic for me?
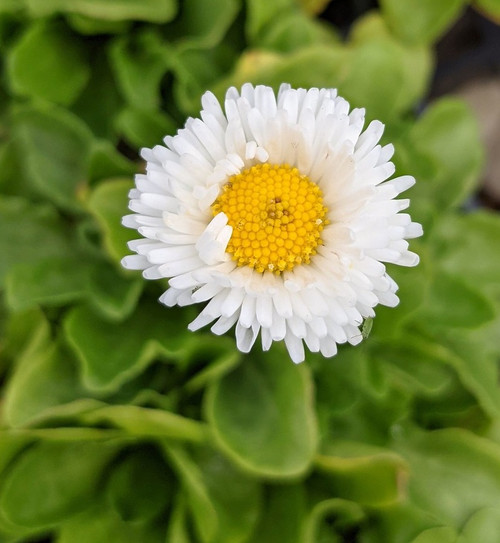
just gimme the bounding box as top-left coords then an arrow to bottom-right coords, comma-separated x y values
458,507 -> 500,543
380,0 -> 466,44
0,197 -> 73,287
432,211 -> 500,296
162,444 -> 218,543
258,12 -> 338,53
87,178 -> 135,263
109,29 -> 169,110
394,427 -> 500,527
302,498 -> 365,543
196,448 -> 261,543
67,13 -> 131,35
5,257 -> 88,312
409,98 -> 484,209
8,21 -> 89,105
315,450 -> 408,506
247,484 -> 306,543
414,270 -> 495,329
13,106 -> 93,211
86,260 -> 143,321
0,440 -> 118,528
4,338 -> 83,428
205,346 -> 318,478
107,445 -> 174,522
88,141 -> 137,183
410,527 -> 458,543
57,504 -> 165,543
245,0 -> 297,42
116,106 -> 177,150
64,302 -> 194,392
79,405 -> 207,443
24,0 -> 178,22
166,0 -> 240,49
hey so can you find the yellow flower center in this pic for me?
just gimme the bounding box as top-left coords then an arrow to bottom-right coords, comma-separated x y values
211,163 -> 329,274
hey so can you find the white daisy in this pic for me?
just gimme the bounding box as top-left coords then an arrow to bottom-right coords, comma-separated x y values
122,83 -> 422,363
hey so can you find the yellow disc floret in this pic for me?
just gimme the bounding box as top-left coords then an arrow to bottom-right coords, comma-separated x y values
211,163 -> 329,274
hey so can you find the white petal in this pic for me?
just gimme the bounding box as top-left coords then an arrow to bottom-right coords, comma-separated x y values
235,321 -> 259,353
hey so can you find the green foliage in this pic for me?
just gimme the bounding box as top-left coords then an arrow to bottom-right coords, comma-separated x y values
206,346 -> 317,477
1,0 -> 500,541
380,0 -> 467,44
7,20 -> 89,105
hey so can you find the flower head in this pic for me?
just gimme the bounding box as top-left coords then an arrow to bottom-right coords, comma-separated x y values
122,83 -> 422,363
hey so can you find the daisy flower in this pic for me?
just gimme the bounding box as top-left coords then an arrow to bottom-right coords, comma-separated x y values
122,83 -> 422,363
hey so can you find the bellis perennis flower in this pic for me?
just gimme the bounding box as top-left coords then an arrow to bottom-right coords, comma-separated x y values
122,83 -> 422,363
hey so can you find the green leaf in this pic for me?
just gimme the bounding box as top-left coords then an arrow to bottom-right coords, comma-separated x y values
116,106 -> 177,149
410,527 -> 458,543
0,0 -> 22,14
431,211 -> 500,298
0,434 -> 33,481
66,13 -> 131,35
106,444 -> 174,522
315,447 -> 408,506
86,260 -> 143,321
371,337 -> 454,397
302,498 -> 365,543
166,0 -> 241,49
258,12 -> 338,53
215,38 -> 429,122
3,337 -> 84,428
79,404 -> 207,443
0,435 -> 40,542
475,0 -> 500,22
393,427 -> 500,528
183,337 -> 241,395
196,448 -> 261,543
373,247 -> 428,339
247,484 -> 306,543
0,440 -> 119,529
172,44 -> 238,116
363,502 -> 450,543
205,345 -> 317,478
87,177 -> 135,263
5,253 -> 141,320
458,507 -> 500,543
0,308 -> 48,370
414,270 -> 495,329
0,140 -> 35,200
57,504 -> 165,543
409,98 -> 484,209
88,140 -> 137,183
109,29 -> 169,110
313,344 -> 365,418
13,105 -> 93,211
24,0 -> 178,22
162,444 -> 218,543
64,302 -> 194,392
165,494 -> 191,543
245,0 -> 297,42
339,40 -> 404,121
5,256 -> 89,312
428,332 -> 500,421
380,0 -> 466,44
71,53 -> 125,140
212,46 -> 345,107
349,12 -> 433,116
0,196 -> 72,287
7,20 -> 89,105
